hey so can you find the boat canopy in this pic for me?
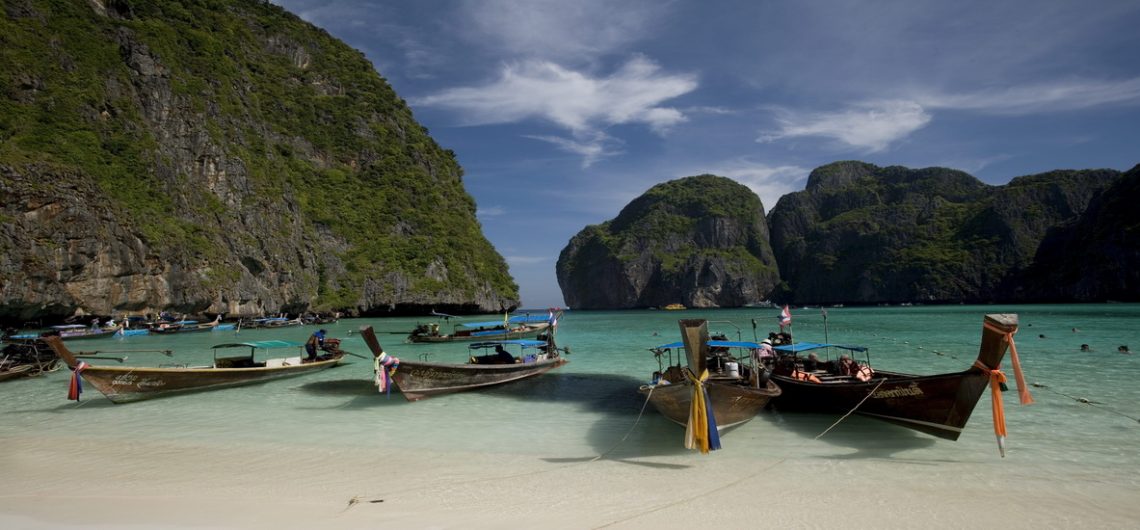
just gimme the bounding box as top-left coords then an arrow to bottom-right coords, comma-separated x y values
469,339 -> 546,349
509,314 -> 552,324
211,340 -> 303,350
654,340 -> 865,352
51,324 -> 88,330
457,320 -> 511,329
773,342 -> 867,353
654,340 -> 762,350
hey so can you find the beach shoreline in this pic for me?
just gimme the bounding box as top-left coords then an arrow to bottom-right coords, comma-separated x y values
4,432 -> 1138,529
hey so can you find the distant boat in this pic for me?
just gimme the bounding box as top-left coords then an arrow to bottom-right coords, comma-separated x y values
662,303 -> 686,311
767,313 -> 1023,441
640,319 -> 781,450
45,336 -> 347,403
33,324 -> 117,341
239,316 -> 303,329
361,324 -> 568,401
149,315 -> 227,334
405,312 -> 557,344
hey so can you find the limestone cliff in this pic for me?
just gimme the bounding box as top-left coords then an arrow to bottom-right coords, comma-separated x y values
767,162 -> 1120,304
0,0 -> 518,322
1006,164 -> 1140,302
556,175 -> 780,309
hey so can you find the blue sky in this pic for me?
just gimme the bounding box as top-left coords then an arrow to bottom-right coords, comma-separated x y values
273,0 -> 1140,308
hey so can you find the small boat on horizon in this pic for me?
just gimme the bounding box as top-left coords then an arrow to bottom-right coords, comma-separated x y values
662,303 -> 686,311
361,323 -> 568,401
640,319 -> 782,452
44,335 -> 348,403
404,311 -> 558,344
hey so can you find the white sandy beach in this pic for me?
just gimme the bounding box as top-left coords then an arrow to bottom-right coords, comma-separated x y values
4,432 -> 1139,529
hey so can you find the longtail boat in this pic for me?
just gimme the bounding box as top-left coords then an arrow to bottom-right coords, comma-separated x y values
767,313 -> 1027,441
405,312 -> 557,343
639,319 -> 782,452
361,323 -> 568,401
44,336 -> 346,403
149,315 -> 230,334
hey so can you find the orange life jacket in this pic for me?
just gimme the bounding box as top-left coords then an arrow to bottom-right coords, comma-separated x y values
792,370 -> 822,384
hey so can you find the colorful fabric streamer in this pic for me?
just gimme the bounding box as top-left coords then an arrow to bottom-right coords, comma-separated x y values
683,369 -> 721,453
67,361 -> 88,401
373,351 -> 400,398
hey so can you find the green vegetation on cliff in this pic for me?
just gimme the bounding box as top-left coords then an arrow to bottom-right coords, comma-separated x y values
1,0 -> 516,317
557,174 -> 780,309
768,161 -> 1121,304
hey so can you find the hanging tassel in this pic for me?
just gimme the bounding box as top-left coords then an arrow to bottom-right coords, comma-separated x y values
67,361 -> 89,401
973,359 -> 1009,457
684,369 -> 720,453
373,351 -> 399,397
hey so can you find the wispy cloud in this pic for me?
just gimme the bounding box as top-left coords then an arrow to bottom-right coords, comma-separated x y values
760,100 -> 932,152
413,56 -> 696,164
460,0 -> 665,62
524,132 -> 622,168
476,206 -> 506,219
916,77 -> 1140,114
689,160 -> 810,212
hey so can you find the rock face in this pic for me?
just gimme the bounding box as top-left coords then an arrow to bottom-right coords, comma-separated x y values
767,161 -> 1121,304
556,175 -> 780,309
1007,164 -> 1140,302
0,1 -> 517,322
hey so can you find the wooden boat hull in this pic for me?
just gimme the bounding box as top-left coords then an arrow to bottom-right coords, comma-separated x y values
43,336 -> 344,403
72,360 -> 343,403
406,324 -> 549,344
639,379 -> 781,429
769,313 -> 1019,440
393,357 -> 568,401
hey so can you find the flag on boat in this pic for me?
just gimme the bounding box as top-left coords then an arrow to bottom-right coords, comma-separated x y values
779,305 -> 792,327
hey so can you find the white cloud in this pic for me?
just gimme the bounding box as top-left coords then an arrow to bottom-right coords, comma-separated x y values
917,77 -> 1140,114
760,100 -> 932,152
413,56 -> 696,164
524,133 -> 622,168
684,160 -> 810,212
476,206 -> 506,218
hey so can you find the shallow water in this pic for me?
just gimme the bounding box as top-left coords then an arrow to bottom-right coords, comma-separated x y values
3,305 -> 1139,514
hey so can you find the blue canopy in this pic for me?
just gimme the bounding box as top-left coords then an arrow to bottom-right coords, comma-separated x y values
458,320 -> 510,329
654,340 -> 865,352
211,340 -> 303,349
469,339 -> 546,349
509,314 -> 553,324
773,342 -> 867,353
654,340 -> 764,350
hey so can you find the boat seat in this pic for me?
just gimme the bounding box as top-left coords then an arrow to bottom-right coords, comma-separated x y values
264,357 -> 302,368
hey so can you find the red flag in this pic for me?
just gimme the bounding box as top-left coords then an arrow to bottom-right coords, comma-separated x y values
779,305 -> 792,327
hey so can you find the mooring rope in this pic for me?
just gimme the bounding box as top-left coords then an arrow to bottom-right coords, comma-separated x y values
343,384 -> 662,512
592,378 -> 886,529
1030,382 -> 1140,423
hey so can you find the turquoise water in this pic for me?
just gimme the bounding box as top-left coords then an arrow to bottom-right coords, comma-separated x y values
3,305 -> 1139,481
